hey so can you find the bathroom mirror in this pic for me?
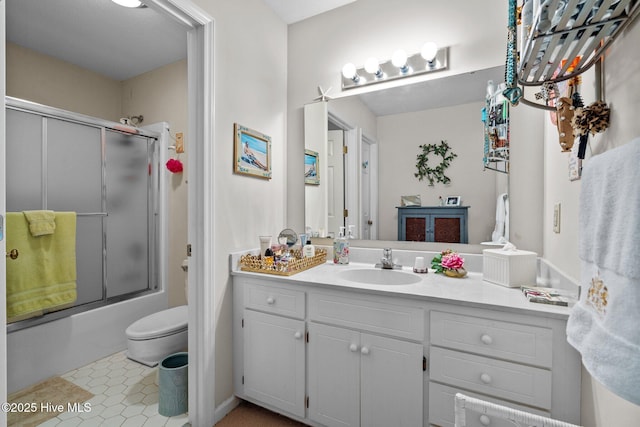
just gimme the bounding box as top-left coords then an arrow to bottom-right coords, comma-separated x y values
304,66 -> 509,246
278,228 -> 299,248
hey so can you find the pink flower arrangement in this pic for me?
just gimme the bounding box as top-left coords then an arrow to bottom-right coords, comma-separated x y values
441,252 -> 465,270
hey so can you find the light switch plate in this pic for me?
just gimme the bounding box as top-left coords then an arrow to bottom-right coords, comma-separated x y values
553,203 -> 561,233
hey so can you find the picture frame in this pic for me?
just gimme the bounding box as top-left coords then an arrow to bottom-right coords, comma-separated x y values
445,196 -> 461,206
233,123 -> 272,179
304,149 -> 320,185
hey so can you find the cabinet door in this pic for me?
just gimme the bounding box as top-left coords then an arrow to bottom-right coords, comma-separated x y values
360,333 -> 423,427
243,310 -> 306,417
308,323 -> 360,427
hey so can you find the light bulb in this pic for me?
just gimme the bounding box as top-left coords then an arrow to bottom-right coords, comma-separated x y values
364,57 -> 382,77
391,50 -> 408,69
421,42 -> 439,63
111,0 -> 143,7
342,63 -> 358,81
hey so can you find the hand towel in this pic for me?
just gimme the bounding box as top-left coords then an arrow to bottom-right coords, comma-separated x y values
22,210 -> 56,237
566,137 -> 640,405
6,212 -> 77,321
491,193 -> 509,242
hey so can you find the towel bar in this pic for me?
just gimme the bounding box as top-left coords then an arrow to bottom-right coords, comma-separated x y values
6,249 -> 19,260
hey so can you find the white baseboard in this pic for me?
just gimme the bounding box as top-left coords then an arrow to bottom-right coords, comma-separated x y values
214,395 -> 241,424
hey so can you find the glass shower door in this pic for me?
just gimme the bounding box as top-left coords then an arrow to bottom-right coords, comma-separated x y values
105,130 -> 152,298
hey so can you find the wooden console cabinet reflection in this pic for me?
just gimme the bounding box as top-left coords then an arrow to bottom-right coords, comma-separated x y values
397,206 -> 469,243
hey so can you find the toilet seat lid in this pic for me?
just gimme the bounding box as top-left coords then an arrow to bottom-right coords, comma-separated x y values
126,305 -> 188,340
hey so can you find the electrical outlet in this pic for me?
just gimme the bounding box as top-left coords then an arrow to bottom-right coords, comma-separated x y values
176,132 -> 184,153
553,203 -> 561,233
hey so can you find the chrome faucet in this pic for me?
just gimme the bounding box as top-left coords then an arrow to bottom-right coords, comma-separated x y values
376,248 -> 400,269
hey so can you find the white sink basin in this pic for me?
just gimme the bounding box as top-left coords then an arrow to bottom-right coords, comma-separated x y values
338,268 -> 422,285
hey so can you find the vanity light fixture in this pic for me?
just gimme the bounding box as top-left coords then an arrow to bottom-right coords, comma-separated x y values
341,63 -> 361,83
341,43 -> 448,90
364,57 -> 384,78
111,0 -> 147,8
391,49 -> 409,74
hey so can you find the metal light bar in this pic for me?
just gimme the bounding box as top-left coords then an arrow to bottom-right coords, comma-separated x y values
341,46 -> 449,90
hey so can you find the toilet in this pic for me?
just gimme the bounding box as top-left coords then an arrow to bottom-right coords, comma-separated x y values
125,260 -> 189,367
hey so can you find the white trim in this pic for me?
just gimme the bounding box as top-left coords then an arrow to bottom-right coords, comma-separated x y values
215,395 -> 241,424
0,1 -> 7,424
144,1 -> 216,425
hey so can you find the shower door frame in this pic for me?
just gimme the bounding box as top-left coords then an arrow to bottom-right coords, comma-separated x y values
5,96 -> 163,332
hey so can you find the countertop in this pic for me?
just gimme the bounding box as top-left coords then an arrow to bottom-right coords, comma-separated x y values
231,255 -> 576,320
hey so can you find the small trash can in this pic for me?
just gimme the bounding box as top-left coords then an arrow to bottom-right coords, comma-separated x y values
158,352 -> 188,417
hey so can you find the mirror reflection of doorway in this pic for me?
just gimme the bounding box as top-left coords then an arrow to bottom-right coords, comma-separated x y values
327,114 -> 378,241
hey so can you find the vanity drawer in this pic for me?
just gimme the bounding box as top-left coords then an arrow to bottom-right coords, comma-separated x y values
428,382 -> 550,427
245,283 -> 305,319
309,293 -> 424,341
430,311 -> 553,368
429,347 -> 552,410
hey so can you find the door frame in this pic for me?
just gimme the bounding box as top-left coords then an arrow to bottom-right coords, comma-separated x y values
0,1 -> 217,425
328,110 -> 378,241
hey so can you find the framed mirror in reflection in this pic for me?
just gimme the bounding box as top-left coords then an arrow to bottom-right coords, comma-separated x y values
303,66 -> 510,246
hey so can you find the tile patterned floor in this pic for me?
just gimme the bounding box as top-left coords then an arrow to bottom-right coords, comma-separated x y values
38,351 -> 190,427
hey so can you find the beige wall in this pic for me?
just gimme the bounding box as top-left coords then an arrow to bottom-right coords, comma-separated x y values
6,42 -> 122,121
7,44 -> 190,309
121,59 -> 189,308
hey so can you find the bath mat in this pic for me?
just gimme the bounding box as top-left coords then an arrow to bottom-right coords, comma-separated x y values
7,376 -> 94,427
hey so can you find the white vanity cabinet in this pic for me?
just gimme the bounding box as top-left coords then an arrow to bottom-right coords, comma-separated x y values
307,293 -> 424,427
427,307 -> 580,427
232,270 -> 580,427
239,282 -> 307,418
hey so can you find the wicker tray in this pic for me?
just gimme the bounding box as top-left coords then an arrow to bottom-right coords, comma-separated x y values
239,248 -> 328,276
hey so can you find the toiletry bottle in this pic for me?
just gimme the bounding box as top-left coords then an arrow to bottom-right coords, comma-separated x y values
333,226 -> 349,264
303,239 -> 316,258
348,225 -> 355,240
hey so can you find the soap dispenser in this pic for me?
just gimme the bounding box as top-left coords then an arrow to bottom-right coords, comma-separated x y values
303,239 -> 316,258
333,226 -> 349,264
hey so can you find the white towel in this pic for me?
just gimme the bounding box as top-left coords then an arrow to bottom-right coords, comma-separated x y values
566,137 -> 640,405
491,193 -> 509,243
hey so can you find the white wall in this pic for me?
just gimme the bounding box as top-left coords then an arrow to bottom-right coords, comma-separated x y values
288,0 -> 509,232
541,14 -> 640,427
288,0 -> 640,424
376,103 -> 496,243
192,0 -> 288,407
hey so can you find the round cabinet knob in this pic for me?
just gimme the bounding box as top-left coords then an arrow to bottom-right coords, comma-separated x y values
480,334 -> 493,345
294,331 -> 303,340
360,347 -> 370,355
266,297 -> 275,305
479,414 -> 491,426
349,343 -> 359,352
480,373 -> 492,384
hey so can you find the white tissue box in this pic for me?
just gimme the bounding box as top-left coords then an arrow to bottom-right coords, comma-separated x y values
483,248 -> 537,287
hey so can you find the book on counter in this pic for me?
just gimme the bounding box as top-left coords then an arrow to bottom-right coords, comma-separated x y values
520,286 -> 574,307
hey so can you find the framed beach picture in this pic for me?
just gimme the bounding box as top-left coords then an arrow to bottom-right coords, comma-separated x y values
234,123 -> 272,179
305,149 -> 320,185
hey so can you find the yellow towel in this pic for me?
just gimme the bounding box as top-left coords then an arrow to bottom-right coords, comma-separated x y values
6,212 -> 77,321
23,210 -> 56,236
